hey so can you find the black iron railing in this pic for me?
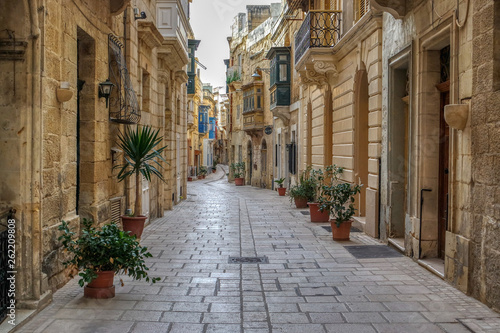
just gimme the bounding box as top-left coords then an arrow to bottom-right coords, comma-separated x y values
294,11 -> 342,64
108,34 -> 140,124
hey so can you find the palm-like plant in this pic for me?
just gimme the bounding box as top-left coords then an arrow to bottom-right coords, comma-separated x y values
115,126 -> 167,217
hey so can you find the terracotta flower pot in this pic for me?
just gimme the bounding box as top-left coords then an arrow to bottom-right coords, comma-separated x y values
235,177 -> 245,186
277,187 -> 286,196
308,203 -> 330,222
187,177 -> 193,181
84,271 -> 115,299
330,219 -> 352,241
121,215 -> 147,239
294,197 -> 308,208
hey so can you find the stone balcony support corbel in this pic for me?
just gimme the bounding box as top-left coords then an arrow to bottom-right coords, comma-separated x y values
370,0 -> 407,19
297,55 -> 338,88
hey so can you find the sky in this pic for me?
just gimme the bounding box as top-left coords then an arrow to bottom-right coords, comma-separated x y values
190,0 -> 279,90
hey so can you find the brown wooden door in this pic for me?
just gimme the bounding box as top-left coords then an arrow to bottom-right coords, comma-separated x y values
438,89 -> 450,259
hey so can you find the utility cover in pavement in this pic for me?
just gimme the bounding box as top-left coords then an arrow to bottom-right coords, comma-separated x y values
344,245 -> 402,259
301,211 -> 310,215
228,256 -> 269,264
321,226 -> 362,233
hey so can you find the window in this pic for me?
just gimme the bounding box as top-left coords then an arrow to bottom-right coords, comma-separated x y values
242,84 -> 263,113
279,64 -> 288,81
356,0 -> 370,21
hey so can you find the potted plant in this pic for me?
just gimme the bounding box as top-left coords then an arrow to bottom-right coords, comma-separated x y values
318,165 -> 362,241
198,166 -> 208,179
115,125 -> 167,239
231,162 -> 245,186
212,161 -> 218,173
306,167 -> 334,223
289,169 -> 316,208
275,178 -> 286,196
58,218 -> 160,299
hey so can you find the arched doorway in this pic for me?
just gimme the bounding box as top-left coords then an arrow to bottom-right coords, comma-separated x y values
354,66 -> 369,217
261,139 -> 268,188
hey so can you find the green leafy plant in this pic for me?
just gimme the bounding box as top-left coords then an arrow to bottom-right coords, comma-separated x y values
317,165 -> 362,227
274,177 -> 286,188
230,162 -> 245,178
115,126 -> 167,217
288,167 -> 317,203
58,218 -> 161,287
226,71 -> 241,84
198,166 -> 208,176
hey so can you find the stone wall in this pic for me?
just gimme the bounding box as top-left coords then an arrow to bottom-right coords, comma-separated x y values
470,0 -> 500,311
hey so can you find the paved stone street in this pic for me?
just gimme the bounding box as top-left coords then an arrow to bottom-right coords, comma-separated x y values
14,167 -> 500,333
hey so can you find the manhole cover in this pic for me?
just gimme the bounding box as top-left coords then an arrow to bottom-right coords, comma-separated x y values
344,245 -> 402,259
301,211 -> 310,215
321,226 -> 362,233
228,256 -> 269,264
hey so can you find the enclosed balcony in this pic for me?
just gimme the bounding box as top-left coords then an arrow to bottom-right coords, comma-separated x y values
242,82 -> 265,136
294,10 -> 342,65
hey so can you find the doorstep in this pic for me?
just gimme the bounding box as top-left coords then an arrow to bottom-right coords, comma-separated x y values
418,257 -> 445,279
0,309 -> 36,333
388,237 -> 405,253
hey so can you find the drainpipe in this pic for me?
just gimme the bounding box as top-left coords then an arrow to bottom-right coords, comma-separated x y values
419,188 -> 432,259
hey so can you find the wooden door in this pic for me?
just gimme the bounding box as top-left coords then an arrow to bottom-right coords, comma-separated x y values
438,87 -> 450,259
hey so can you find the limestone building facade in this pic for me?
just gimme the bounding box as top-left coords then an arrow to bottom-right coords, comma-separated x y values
0,0 -> 191,310
227,5 -> 281,189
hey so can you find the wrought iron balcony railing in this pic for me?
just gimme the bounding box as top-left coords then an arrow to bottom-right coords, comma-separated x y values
294,10 -> 342,65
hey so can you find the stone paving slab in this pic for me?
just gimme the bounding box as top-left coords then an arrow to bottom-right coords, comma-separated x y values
12,168 -> 500,333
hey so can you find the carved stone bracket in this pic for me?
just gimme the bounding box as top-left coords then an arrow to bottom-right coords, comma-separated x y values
271,106 -> 290,126
370,0 -> 406,19
298,60 -> 338,88
175,70 -> 189,85
110,0 -> 131,16
138,22 -> 164,49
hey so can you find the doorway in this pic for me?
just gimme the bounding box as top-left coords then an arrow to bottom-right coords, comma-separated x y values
354,66 -> 369,217
437,83 -> 449,259
76,28 -> 95,218
247,141 -> 253,185
261,139 -> 267,188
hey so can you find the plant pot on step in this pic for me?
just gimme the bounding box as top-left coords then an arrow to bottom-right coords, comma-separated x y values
330,219 -> 352,241
277,187 -> 286,196
294,197 -> 308,209
84,271 -> 115,299
308,203 -> 330,222
121,215 -> 147,239
235,177 -> 245,186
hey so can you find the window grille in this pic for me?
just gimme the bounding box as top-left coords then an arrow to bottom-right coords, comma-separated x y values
356,0 -> 370,21
108,34 -> 140,124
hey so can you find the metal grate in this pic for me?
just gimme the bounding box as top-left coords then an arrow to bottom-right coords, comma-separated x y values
110,197 -> 122,223
108,34 -> 140,124
344,245 -> 402,259
300,211 -> 310,215
228,256 -> 269,264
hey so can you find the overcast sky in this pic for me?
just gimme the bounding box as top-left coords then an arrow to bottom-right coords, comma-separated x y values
190,0 -> 278,90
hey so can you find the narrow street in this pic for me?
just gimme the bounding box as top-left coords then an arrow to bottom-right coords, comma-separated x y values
14,167 -> 500,333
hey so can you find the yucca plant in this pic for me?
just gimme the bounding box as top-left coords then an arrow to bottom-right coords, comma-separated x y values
115,125 -> 167,217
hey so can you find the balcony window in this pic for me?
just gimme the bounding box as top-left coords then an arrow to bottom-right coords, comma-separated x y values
267,47 -> 291,110
242,83 -> 263,113
355,0 -> 370,22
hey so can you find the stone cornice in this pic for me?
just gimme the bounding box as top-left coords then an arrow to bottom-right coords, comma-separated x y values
298,57 -> 338,88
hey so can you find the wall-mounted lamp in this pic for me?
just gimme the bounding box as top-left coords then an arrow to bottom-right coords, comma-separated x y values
98,79 -> 114,107
134,8 -> 147,20
252,67 -> 271,79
